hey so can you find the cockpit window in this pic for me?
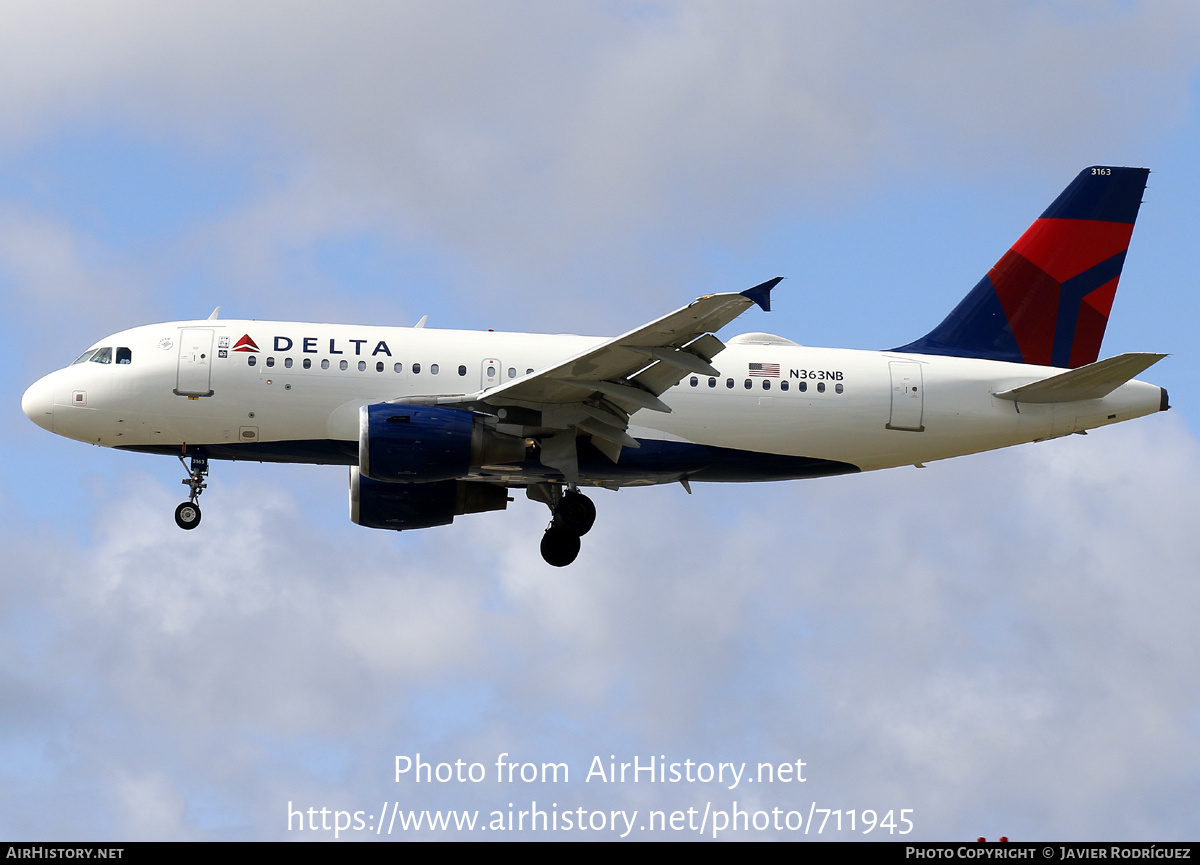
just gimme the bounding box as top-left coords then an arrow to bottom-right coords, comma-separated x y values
116,347 -> 132,364
89,347 -> 112,364
72,349 -> 98,365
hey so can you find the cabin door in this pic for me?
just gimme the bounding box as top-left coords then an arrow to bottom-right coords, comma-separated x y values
886,361 -> 924,431
176,328 -> 216,397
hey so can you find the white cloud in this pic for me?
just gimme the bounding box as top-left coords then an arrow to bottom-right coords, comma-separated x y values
1,1 -> 1197,326
2,1 -> 1198,841
2,416 -> 1197,838
112,770 -> 193,840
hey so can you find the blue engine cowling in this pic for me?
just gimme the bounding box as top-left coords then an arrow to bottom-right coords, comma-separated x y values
359,404 -> 526,483
350,469 -> 509,530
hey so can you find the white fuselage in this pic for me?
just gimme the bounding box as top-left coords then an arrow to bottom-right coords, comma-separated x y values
22,318 -> 1166,484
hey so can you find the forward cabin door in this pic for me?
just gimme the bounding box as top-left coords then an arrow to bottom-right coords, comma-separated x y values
886,361 -> 924,431
175,328 -> 216,397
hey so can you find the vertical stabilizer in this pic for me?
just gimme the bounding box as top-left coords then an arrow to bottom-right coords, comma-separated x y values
895,166 -> 1149,368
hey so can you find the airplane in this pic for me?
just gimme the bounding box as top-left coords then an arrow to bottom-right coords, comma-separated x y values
21,166 -> 1169,566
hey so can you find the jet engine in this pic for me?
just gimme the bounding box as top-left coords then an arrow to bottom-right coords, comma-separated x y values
358,403 -> 527,483
350,470 -> 510,530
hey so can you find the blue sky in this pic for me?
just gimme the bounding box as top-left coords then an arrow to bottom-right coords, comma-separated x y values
3,1 -> 1200,840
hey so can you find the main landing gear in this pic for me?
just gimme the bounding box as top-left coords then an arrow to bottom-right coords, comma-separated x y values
174,453 -> 208,530
539,487 -> 596,567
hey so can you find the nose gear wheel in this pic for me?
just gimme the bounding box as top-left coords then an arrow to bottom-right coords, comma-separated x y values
174,453 -> 209,531
175,501 -> 202,530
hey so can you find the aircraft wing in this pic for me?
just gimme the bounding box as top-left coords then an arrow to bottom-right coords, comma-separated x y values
480,278 -> 780,416
402,278 -> 779,472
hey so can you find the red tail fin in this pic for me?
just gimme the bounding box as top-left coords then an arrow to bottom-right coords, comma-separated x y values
896,167 -> 1149,368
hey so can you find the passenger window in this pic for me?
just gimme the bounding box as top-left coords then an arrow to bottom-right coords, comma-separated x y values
413,363 -> 422,374
817,381 -> 825,393
303,358 -> 311,369
116,347 -> 132,364
321,359 -> 329,369
284,357 -> 293,368
799,381 -> 807,392
526,368 -> 534,375
726,378 -> 734,389
266,357 -> 275,368
248,355 -> 257,367
90,347 -> 112,364
72,349 -> 97,365
690,377 -> 698,387
394,363 -> 403,373
780,380 -> 788,391
340,360 -> 348,371
374,361 -> 382,372
835,383 -> 844,394
508,367 -> 516,378
458,365 -> 467,376
358,361 -> 366,371
762,380 -> 770,390
431,364 -> 439,375
708,377 -> 716,388
744,379 -> 751,389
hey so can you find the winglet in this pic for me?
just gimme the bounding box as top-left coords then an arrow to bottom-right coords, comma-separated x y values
740,277 -> 782,313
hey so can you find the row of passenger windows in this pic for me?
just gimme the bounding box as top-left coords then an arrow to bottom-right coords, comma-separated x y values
73,347 -> 132,365
242,354 -> 845,393
246,356 -> 536,378
686,376 -> 844,394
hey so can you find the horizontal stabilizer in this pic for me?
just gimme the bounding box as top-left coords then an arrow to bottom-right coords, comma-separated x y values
994,352 -> 1166,403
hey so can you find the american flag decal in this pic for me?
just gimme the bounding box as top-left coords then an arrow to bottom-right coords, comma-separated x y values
749,363 -> 780,377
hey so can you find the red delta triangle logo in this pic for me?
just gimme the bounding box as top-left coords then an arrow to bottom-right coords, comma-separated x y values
232,335 -> 260,353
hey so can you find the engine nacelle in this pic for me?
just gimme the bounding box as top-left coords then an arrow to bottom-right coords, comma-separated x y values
359,404 -> 526,482
350,469 -> 509,530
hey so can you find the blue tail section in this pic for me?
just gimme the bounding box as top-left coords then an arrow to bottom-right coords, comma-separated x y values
894,167 -> 1149,368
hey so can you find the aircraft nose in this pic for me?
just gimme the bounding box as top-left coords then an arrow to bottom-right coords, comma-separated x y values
21,375 -> 54,432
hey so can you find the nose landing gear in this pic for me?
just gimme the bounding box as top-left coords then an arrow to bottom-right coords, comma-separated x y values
174,453 -> 208,530
538,487 -> 597,567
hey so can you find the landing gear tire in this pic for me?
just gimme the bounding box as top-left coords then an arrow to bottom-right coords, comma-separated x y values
175,453 -> 209,531
540,525 -> 581,567
555,490 -> 596,536
174,502 -> 202,530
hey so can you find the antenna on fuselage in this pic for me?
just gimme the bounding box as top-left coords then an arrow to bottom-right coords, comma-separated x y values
414,315 -> 428,328
207,307 -> 221,320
